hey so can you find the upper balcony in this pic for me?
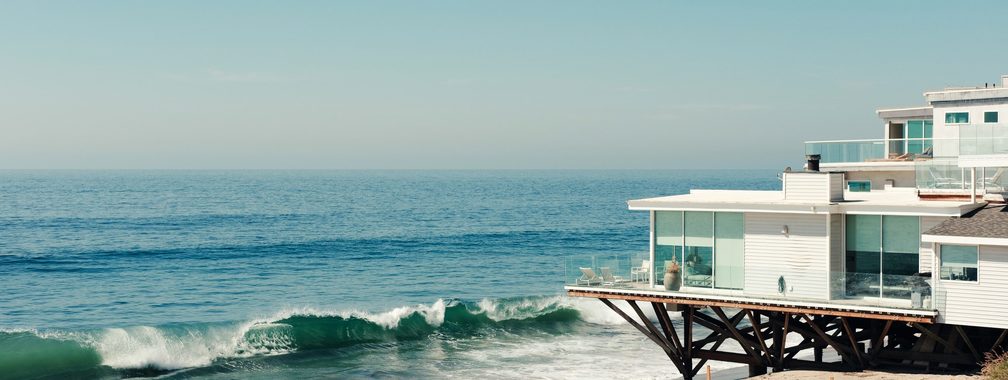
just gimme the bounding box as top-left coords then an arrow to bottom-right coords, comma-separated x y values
958,124 -> 1008,167
804,138 -> 936,169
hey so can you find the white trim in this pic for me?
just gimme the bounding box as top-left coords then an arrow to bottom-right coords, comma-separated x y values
922,234 -> 1008,246
649,210 -> 655,287
563,286 -> 936,318
937,244 -> 980,283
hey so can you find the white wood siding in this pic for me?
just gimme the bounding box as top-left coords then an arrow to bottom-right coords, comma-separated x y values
828,214 -> 844,299
938,245 -> 1008,329
919,216 -> 947,273
783,173 -> 828,202
745,213 -> 829,299
829,173 -> 845,201
783,172 -> 844,202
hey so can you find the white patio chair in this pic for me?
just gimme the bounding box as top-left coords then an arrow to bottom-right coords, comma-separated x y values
631,259 -> 650,282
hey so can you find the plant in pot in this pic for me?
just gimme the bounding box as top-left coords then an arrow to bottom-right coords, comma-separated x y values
663,261 -> 681,291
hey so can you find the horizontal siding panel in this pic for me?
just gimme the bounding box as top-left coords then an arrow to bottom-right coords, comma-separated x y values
939,245 -> 1008,329
745,213 -> 828,300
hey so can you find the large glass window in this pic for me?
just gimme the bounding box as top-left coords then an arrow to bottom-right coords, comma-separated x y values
946,112 -> 969,124
940,245 -> 978,281
684,211 -> 714,288
906,119 -> 933,155
654,211 -> 744,290
881,216 -> 920,298
845,215 -> 920,299
845,215 -> 881,298
714,213 -> 744,290
654,211 -> 683,287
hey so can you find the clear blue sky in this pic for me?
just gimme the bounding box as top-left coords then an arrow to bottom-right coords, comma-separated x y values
2,1 -> 1007,169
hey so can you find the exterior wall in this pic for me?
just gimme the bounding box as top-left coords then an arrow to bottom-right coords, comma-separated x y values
918,216 -> 947,273
744,213 -> 829,300
783,172 -> 844,202
937,245 -> 1008,329
829,173 -> 844,201
844,170 -> 916,190
931,101 -> 1008,157
828,213 -> 845,299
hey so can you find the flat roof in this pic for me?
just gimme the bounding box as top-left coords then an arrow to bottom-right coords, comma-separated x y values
876,106 -> 933,119
922,204 -> 1008,246
924,87 -> 1008,103
628,189 -> 982,216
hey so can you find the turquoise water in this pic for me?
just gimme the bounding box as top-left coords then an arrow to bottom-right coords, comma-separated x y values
0,170 -> 777,379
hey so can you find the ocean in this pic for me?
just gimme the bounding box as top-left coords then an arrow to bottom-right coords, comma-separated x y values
0,170 -> 779,379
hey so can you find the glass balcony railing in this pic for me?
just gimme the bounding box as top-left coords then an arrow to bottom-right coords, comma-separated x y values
915,157 -> 1008,192
805,139 -> 886,163
564,253 -> 942,312
959,124 -> 1008,156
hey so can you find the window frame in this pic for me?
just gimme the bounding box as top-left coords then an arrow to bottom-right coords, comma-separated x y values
984,111 -> 999,124
847,180 -> 871,192
945,112 -> 970,124
939,244 -> 979,283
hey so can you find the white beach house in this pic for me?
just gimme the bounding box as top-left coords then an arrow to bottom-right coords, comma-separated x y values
565,74 -> 1008,378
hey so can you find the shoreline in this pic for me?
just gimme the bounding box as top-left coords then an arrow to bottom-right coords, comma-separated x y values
703,367 -> 982,380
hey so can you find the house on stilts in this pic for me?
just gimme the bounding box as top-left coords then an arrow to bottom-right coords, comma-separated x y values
565,74 -> 1008,378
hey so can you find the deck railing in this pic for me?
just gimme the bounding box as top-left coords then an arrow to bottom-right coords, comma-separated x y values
805,139 -> 887,163
959,124 -> 1008,156
564,253 -> 941,312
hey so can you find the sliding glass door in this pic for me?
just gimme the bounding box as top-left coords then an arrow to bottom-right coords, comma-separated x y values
654,211 -> 683,287
845,214 -> 920,299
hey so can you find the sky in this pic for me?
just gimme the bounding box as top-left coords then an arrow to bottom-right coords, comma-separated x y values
2,1 -> 1007,169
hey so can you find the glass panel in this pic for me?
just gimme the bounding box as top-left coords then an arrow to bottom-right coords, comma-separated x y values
946,112 -> 969,124
907,120 -> 924,139
907,140 -> 924,155
924,120 -> 933,138
684,211 -> 713,288
881,216 -> 920,299
846,215 -> 881,298
714,212 -> 743,290
654,211 -> 683,287
848,181 -> 871,192
985,111 -> 999,123
940,245 -> 978,281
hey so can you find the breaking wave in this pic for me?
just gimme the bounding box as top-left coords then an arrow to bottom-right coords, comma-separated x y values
0,295 -> 633,379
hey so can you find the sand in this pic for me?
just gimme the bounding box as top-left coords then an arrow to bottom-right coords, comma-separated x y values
748,369 -> 982,380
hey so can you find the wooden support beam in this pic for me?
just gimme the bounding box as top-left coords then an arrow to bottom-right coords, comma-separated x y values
652,302 -> 684,354
712,306 -> 765,365
566,290 -> 935,323
994,329 -> 1008,351
868,320 -> 893,361
800,314 -> 859,367
840,317 -> 865,369
683,306 -> 695,379
780,312 -> 790,368
876,349 -> 977,366
607,299 -> 687,376
694,349 -> 761,365
911,322 -> 965,355
747,309 -> 774,365
954,325 -> 982,363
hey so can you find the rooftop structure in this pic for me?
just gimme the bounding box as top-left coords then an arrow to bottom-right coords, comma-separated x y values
565,74 -> 1008,378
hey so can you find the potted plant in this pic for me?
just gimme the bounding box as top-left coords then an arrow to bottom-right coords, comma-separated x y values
663,261 -> 681,291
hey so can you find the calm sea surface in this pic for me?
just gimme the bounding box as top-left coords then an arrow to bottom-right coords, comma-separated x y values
0,170 -> 778,379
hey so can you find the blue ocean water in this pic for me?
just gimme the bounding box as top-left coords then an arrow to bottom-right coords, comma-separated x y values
0,170 -> 778,379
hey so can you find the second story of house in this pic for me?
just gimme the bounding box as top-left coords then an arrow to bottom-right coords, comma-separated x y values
805,74 -> 1008,197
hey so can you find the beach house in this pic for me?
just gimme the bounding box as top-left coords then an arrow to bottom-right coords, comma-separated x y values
565,75 -> 1008,378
